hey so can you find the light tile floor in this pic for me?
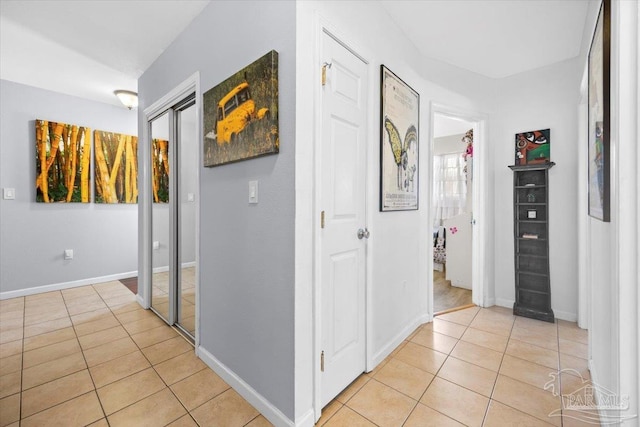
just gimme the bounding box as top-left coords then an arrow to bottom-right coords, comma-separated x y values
1,282 -> 596,427
317,306 -> 597,427
151,267 -> 196,336
0,281 -> 270,427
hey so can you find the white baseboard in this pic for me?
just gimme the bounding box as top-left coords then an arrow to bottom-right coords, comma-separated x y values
553,310 -> 577,322
294,409 -> 315,427
587,359 -> 606,422
494,298 -> 577,322
0,270 -> 138,300
196,345 -> 294,427
483,296 -> 496,307
152,261 -> 195,274
495,298 -> 513,309
370,312 -> 430,369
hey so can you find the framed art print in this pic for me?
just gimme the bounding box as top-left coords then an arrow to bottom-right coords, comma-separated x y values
515,129 -> 550,165
380,65 -> 419,212
36,120 -> 91,203
203,50 -> 279,167
94,130 -> 138,203
587,0 -> 610,222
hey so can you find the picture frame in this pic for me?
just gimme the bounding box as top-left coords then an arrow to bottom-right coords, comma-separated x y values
35,119 -> 91,203
94,130 -> 138,204
515,128 -> 550,165
203,50 -> 279,167
587,0 -> 610,222
527,210 -> 537,219
380,65 -> 419,212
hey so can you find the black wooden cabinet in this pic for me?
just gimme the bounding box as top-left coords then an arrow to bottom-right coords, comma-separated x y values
508,162 -> 555,322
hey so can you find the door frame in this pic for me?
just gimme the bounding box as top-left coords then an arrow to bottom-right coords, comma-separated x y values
312,23 -> 373,420
429,103 -> 489,312
140,72 -> 201,346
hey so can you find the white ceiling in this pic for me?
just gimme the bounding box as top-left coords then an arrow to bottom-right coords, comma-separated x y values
380,0 -> 591,79
0,0 -> 592,107
0,0 -> 209,107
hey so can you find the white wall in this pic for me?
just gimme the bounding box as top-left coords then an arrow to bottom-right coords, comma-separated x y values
0,80 -> 138,297
491,58 -> 583,321
296,1 -> 494,423
587,0 -> 639,422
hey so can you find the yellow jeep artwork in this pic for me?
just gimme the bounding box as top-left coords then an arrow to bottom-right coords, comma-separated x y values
211,82 -> 270,145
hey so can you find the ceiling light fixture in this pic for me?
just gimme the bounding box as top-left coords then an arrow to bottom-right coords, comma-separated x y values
114,90 -> 138,110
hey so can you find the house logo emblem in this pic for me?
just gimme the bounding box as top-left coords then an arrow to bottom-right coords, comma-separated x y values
544,369 -> 636,425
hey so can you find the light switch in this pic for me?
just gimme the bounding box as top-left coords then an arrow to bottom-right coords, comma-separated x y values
64,249 -> 74,260
153,241 -> 160,250
187,193 -> 195,202
3,188 -> 15,200
249,180 -> 258,204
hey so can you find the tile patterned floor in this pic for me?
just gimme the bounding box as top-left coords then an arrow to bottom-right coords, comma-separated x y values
151,267 -> 196,336
317,306 -> 597,427
0,281 -> 270,427
1,282 -> 595,427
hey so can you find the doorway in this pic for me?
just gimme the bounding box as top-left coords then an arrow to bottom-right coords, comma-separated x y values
317,30 -> 369,407
148,96 -> 198,341
432,113 -> 476,314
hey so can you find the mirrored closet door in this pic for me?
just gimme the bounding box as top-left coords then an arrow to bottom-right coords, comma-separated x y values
149,95 -> 197,341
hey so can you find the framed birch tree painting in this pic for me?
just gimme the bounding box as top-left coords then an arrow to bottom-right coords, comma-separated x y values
35,120 -> 91,203
94,130 -> 138,203
152,138 -> 169,203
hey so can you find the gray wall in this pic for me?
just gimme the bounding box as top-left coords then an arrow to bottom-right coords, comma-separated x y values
137,0 -> 295,419
0,80 -> 138,294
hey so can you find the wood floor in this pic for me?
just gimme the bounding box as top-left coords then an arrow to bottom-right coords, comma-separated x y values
434,270 -> 472,314
119,277 -> 138,294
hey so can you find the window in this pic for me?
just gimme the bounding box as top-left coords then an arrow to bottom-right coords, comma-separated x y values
432,152 -> 467,227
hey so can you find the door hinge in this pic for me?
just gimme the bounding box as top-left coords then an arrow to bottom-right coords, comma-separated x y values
321,350 -> 325,372
321,62 -> 332,86
321,210 -> 325,229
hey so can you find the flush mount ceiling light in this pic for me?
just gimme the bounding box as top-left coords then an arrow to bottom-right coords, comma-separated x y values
114,90 -> 138,110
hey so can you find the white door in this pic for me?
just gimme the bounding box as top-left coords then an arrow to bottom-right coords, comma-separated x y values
320,33 -> 368,407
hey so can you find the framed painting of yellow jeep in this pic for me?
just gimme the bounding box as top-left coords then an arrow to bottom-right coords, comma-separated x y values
203,50 -> 279,167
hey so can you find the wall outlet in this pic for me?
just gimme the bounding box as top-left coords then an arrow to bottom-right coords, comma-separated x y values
64,249 -> 74,260
153,241 -> 160,250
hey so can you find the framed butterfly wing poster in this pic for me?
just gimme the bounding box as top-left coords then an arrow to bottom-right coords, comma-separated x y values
380,65 -> 419,212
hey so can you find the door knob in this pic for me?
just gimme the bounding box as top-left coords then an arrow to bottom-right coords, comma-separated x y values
357,228 -> 370,239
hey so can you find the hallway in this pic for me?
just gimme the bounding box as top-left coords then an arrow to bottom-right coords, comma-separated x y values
1,283 -> 593,426
317,306 -> 593,427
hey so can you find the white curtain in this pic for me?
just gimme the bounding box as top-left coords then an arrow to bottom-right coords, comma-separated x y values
432,152 -> 467,227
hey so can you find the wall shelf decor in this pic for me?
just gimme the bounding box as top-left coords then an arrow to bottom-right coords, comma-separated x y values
508,162 -> 555,323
